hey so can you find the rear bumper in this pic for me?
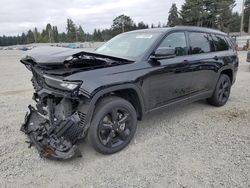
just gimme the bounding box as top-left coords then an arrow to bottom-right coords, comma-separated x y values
21,105 -> 82,160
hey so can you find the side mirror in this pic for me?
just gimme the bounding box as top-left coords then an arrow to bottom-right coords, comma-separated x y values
151,47 -> 176,60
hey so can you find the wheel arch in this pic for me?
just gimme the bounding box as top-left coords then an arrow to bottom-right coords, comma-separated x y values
220,68 -> 233,84
79,84 -> 146,132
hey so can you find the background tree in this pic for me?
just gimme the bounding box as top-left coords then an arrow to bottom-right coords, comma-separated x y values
58,32 -> 67,42
244,0 -> 250,33
92,29 -> 103,41
33,27 -> 39,43
180,0 -> 236,32
167,3 -> 180,27
215,0 -> 236,32
111,15 -> 135,35
45,24 -> 53,42
137,21 -> 149,29
52,26 -> 59,43
78,26 -> 85,42
66,19 -> 77,42
228,12 -> 241,32
180,0 -> 202,26
26,30 -> 35,44
0,8 -> 243,46
100,29 -> 113,41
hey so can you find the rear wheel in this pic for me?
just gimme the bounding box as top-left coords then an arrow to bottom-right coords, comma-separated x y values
207,74 -> 231,106
88,96 -> 137,154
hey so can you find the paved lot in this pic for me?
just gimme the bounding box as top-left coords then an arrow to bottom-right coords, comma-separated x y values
0,50 -> 249,188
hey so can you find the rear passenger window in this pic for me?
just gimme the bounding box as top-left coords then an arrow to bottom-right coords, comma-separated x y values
159,32 -> 188,56
212,35 -> 229,51
189,32 -> 213,54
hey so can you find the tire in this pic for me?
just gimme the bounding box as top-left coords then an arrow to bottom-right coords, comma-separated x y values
88,96 -> 137,154
207,74 -> 232,107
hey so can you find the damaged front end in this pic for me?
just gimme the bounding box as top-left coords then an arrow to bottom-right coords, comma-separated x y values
21,69 -> 88,160
21,105 -> 82,160
20,46 -> 133,160
20,47 -> 89,160
20,84 -> 87,160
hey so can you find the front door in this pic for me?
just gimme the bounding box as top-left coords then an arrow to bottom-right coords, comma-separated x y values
146,32 -> 194,109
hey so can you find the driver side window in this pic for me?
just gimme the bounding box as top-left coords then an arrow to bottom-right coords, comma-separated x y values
158,32 -> 188,56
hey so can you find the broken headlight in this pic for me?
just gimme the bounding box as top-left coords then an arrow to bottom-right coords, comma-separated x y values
59,81 -> 81,90
44,75 -> 82,91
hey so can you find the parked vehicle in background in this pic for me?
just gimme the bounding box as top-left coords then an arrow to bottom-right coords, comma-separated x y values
234,35 -> 250,50
20,26 -> 239,160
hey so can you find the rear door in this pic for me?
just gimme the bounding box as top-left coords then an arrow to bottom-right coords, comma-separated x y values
211,34 -> 238,84
185,32 -> 218,95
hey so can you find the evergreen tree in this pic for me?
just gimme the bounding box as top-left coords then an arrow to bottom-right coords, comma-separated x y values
78,26 -> 85,42
66,19 -> 77,42
33,27 -> 39,43
59,32 -> 67,42
228,12 -> 241,32
52,26 -> 59,43
137,21 -> 149,29
20,33 -> 26,44
167,3 -> 180,27
180,0 -> 203,26
27,30 -> 35,44
180,0 -> 236,32
46,23 -> 53,42
111,15 -> 135,35
92,29 -> 103,41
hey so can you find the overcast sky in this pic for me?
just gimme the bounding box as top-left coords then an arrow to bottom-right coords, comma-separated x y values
0,0 -> 244,36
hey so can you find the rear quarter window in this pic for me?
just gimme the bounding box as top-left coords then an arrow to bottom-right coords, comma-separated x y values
224,36 -> 234,50
212,34 -> 229,51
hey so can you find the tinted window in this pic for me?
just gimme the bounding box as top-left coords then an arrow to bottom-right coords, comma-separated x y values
189,32 -> 213,54
158,32 -> 188,56
212,34 -> 229,51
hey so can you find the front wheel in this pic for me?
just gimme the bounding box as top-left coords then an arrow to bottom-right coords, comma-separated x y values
207,74 -> 231,106
88,96 -> 137,154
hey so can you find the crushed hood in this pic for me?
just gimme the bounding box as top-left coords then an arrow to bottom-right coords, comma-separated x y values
21,46 -> 133,65
21,46 -> 83,65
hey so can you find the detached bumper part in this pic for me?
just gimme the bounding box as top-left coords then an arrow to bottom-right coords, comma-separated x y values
21,105 -> 82,160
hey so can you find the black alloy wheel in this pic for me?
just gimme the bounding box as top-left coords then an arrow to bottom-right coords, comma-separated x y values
88,96 -> 137,154
98,107 -> 132,148
207,74 -> 231,106
217,77 -> 230,104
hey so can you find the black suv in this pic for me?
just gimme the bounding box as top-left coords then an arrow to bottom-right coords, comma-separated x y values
21,26 -> 238,160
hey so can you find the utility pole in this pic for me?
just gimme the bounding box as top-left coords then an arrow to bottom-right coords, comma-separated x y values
240,0 -> 245,36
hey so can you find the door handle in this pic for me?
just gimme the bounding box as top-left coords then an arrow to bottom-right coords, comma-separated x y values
214,56 -> 219,61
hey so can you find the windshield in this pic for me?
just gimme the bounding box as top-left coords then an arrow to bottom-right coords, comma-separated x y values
95,32 -> 162,59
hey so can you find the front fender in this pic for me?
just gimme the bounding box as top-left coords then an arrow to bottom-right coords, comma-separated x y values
77,83 -> 146,134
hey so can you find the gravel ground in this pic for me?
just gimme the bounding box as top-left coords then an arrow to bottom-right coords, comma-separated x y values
0,50 -> 249,188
